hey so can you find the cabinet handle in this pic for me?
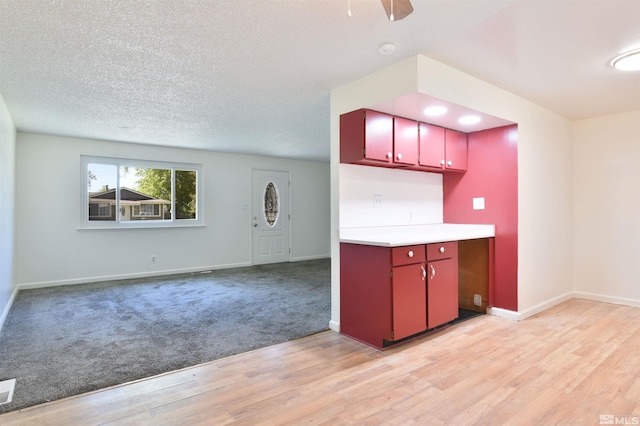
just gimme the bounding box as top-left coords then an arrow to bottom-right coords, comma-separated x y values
396,153 -> 403,161
407,250 -> 414,258
439,246 -> 445,253
421,265 -> 426,281
430,264 -> 436,280
447,160 -> 453,167
440,160 -> 445,166
386,152 -> 392,159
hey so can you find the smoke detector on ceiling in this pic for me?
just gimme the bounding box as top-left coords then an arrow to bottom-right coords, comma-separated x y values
378,43 -> 396,56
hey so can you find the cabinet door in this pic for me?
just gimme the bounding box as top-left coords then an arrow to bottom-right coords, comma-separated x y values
427,259 -> 458,328
392,263 -> 427,340
444,129 -> 468,171
340,109 -> 393,166
419,122 -> 445,169
393,117 -> 418,166
364,110 -> 393,163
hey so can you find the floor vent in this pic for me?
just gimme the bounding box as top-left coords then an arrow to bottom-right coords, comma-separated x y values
0,379 -> 16,405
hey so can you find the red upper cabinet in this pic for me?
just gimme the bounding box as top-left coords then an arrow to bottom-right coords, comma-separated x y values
340,109 -> 467,173
340,109 -> 393,167
418,122 -> 445,170
393,117 -> 419,166
444,129 -> 468,172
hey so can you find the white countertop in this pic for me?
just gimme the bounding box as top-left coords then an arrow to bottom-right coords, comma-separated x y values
339,224 -> 495,247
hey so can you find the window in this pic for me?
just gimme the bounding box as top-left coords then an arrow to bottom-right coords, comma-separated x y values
97,203 -> 111,217
82,156 -> 203,229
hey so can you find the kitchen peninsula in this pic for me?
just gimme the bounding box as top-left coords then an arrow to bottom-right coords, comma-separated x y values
339,224 -> 495,349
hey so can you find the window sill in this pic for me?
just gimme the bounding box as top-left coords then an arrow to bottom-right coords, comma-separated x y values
78,222 -> 206,231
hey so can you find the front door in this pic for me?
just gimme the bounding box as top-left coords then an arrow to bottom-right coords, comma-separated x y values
252,170 -> 290,265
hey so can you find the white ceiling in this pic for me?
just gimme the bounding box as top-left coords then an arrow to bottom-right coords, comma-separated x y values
1,0 -> 639,162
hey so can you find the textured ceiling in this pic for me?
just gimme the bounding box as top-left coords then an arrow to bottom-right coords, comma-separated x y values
1,0 -> 639,162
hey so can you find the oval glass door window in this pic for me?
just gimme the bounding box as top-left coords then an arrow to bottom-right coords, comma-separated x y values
263,181 -> 279,227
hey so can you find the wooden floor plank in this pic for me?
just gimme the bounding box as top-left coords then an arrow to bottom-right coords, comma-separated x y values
2,299 -> 640,425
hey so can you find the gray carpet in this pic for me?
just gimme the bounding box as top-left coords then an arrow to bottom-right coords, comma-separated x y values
0,258 -> 330,414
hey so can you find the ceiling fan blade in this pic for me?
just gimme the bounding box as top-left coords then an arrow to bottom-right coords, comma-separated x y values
381,0 -> 414,21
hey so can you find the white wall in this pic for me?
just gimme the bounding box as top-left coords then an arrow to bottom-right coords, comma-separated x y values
339,164 -> 443,228
0,93 -> 17,328
15,133 -> 330,288
573,110 -> 640,305
330,55 -> 574,329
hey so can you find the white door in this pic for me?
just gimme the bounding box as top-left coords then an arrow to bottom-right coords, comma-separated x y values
252,170 -> 290,265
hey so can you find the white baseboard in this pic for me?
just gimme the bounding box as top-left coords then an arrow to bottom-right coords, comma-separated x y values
489,292 -> 574,322
329,320 -> 340,332
489,291 -> 640,322
16,257 -> 331,291
487,306 -> 521,322
514,291 -> 575,321
291,254 -> 331,262
573,291 -> 640,308
17,262 -> 253,290
0,286 -> 18,332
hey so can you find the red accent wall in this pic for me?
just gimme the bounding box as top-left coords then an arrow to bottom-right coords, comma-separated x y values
443,125 -> 518,311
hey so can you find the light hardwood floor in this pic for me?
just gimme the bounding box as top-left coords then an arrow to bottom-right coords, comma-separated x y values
2,298 -> 639,425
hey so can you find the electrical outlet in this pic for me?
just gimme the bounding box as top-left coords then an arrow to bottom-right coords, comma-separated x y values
151,255 -> 157,264
373,194 -> 383,208
474,294 -> 482,306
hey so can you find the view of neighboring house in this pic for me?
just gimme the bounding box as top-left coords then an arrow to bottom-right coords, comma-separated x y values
88,187 -> 171,221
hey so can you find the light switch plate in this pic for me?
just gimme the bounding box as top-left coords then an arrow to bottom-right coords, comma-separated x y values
473,197 -> 485,210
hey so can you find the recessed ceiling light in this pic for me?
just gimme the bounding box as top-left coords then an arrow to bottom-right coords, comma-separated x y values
458,115 -> 481,125
378,43 -> 395,56
423,106 -> 448,116
611,48 -> 640,71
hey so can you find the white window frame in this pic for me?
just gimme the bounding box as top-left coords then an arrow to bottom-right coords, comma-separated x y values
81,155 -> 204,229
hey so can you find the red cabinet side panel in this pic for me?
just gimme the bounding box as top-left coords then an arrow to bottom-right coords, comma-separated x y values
340,109 -> 365,164
443,125 -> 518,311
340,243 -> 392,348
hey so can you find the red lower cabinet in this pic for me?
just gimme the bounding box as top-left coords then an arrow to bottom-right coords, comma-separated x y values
427,258 -> 458,328
392,263 -> 427,340
426,242 -> 459,328
340,241 -> 459,349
